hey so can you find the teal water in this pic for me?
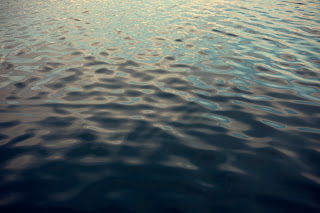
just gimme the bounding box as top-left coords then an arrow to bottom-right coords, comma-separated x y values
0,0 -> 320,212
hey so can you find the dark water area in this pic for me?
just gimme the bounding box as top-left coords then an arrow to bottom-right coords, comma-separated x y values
0,0 -> 320,212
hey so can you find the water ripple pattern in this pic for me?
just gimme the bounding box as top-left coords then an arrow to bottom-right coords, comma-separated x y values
0,0 -> 320,212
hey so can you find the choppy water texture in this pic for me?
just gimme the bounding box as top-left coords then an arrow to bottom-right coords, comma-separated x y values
1,0 -> 320,212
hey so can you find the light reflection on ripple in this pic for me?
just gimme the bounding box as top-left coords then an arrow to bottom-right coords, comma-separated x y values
1,0 -> 320,212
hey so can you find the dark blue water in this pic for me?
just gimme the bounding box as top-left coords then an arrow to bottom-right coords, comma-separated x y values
1,0 -> 320,212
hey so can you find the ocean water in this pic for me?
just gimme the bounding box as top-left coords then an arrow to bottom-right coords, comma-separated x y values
0,0 -> 320,212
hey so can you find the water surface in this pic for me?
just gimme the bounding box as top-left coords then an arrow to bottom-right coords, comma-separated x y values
0,0 -> 320,212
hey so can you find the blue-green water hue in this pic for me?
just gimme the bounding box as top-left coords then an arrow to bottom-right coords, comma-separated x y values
1,0 -> 320,212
